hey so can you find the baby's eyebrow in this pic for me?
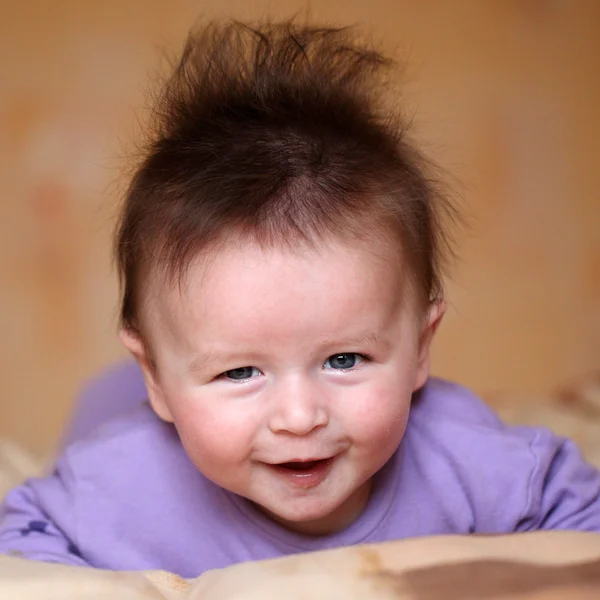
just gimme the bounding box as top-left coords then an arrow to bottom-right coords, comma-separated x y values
187,351 -> 263,373
317,332 -> 389,349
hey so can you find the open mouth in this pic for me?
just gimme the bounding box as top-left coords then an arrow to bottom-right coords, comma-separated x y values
268,458 -> 335,488
279,460 -> 324,471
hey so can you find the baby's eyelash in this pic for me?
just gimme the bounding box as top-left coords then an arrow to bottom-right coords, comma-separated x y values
218,366 -> 262,382
323,352 -> 369,370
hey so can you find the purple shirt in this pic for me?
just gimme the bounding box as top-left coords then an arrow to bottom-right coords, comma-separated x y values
1,377 -> 600,577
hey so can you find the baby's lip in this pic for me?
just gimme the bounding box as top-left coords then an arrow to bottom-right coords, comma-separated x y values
267,456 -> 336,488
268,456 -> 335,465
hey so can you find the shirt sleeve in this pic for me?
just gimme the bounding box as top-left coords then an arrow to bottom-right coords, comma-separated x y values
0,454 -> 89,566
517,427 -> 600,532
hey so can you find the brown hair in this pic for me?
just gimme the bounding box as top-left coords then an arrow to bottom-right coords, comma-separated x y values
115,20 -> 457,335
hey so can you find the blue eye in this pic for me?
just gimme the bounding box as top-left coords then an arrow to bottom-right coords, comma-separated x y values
223,367 -> 261,381
324,353 -> 364,370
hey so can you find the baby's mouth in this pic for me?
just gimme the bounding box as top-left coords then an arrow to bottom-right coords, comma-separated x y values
268,458 -> 335,488
279,460 -> 323,471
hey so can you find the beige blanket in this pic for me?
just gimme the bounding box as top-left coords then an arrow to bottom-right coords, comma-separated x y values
0,532 -> 599,599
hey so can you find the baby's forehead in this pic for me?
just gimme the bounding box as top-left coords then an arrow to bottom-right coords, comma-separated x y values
141,245 -> 420,360
146,233 -> 415,323
178,230 -> 405,283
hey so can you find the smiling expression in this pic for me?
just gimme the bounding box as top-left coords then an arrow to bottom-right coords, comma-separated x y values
122,234 -> 443,535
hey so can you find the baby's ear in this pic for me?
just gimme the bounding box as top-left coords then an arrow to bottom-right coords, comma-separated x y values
118,328 -> 174,423
413,299 -> 446,391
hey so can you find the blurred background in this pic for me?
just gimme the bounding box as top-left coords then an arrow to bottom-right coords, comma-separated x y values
0,0 -> 598,458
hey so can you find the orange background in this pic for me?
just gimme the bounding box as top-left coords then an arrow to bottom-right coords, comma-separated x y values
1,0 -> 599,457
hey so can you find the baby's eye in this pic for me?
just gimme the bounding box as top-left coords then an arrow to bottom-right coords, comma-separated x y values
223,366 -> 261,381
323,353 -> 365,370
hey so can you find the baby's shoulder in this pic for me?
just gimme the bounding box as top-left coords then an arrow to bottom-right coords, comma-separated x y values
411,378 -> 504,430
60,403 -> 185,480
407,377 -> 542,469
401,378 -> 600,533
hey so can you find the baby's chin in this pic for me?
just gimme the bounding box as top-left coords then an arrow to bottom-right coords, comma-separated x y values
251,479 -> 373,536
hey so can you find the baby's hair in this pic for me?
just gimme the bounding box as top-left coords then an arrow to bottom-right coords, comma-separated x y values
115,20 -> 457,335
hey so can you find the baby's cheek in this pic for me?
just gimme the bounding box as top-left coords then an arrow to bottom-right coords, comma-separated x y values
347,384 -> 411,444
176,408 -> 257,467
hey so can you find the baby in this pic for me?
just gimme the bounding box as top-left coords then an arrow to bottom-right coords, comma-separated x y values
1,21 -> 599,577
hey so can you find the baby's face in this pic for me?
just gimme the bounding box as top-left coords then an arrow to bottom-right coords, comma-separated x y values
126,235 -> 442,535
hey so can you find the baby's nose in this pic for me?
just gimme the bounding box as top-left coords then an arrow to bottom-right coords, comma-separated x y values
267,378 -> 329,435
